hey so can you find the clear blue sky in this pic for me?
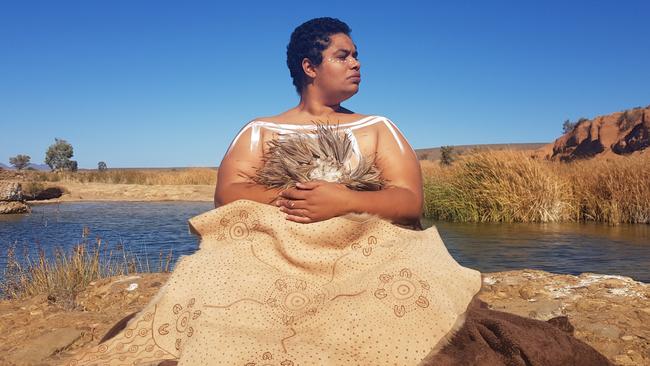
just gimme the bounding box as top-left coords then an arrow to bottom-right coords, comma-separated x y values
2,0 -> 649,168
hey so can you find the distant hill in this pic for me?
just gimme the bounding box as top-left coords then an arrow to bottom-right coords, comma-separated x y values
0,162 -> 50,171
415,143 -> 548,161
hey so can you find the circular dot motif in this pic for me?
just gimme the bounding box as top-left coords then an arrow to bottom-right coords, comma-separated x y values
176,311 -> 190,332
265,278 -> 326,326
391,279 -> 417,300
216,210 -> 259,241
374,267 -> 431,318
229,221 -> 249,240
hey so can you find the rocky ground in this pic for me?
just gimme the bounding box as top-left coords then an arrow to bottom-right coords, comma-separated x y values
0,269 -> 647,365
479,270 -> 649,365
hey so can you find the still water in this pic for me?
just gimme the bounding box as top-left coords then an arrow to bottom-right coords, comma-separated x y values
1,202 -> 648,282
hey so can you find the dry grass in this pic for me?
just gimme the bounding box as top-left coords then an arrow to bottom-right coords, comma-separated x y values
422,150 -> 649,224
28,168 -> 217,186
562,153 -> 650,224
1,229 -> 173,308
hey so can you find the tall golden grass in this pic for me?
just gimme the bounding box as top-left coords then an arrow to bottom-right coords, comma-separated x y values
28,168 -> 217,185
1,230 -> 173,307
562,153 -> 650,224
422,150 -> 649,224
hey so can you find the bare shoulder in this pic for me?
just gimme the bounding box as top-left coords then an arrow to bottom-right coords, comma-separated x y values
361,115 -> 402,133
250,109 -> 374,125
373,115 -> 403,131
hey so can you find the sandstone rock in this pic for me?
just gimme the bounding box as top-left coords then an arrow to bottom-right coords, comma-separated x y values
613,354 -> 635,366
545,106 -> 649,161
0,201 -> 30,214
518,284 -> 538,300
584,323 -> 621,340
7,327 -> 81,365
526,299 -> 562,320
0,181 -> 30,214
0,181 -> 23,201
636,307 -> 650,322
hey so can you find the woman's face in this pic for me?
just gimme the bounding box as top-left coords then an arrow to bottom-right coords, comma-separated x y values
311,33 -> 361,103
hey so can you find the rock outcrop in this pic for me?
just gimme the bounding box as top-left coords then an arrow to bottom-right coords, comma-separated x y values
479,270 -> 649,366
0,270 -> 647,365
546,106 -> 649,161
23,186 -> 64,201
0,181 -> 30,214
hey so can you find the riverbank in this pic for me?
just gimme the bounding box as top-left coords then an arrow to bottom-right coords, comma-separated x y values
30,182 -> 214,203
0,269 -> 646,365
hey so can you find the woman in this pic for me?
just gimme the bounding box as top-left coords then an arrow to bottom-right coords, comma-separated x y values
68,17 -> 612,366
215,17 -> 423,228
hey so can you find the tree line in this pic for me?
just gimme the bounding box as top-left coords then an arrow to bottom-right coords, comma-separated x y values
5,139 -> 107,172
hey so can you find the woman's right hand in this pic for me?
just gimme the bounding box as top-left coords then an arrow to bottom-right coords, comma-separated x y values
276,181 -> 352,223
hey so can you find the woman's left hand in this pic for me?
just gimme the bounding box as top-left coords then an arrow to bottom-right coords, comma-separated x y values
276,181 -> 352,223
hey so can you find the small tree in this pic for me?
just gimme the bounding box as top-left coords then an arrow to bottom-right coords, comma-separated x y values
67,160 -> 78,172
45,138 -> 74,171
9,154 -> 31,170
98,161 -> 107,171
440,146 -> 455,166
562,119 -> 576,134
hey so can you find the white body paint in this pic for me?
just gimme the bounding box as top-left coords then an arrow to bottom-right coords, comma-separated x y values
226,116 -> 407,161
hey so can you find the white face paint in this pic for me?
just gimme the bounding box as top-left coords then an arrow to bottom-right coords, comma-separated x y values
226,116 -> 407,163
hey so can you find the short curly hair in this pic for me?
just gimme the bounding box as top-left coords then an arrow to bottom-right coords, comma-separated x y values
286,17 -> 352,94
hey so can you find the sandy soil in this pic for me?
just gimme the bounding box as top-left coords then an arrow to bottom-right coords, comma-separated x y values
32,182 -> 214,203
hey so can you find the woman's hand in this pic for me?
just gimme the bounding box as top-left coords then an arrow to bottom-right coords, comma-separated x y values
276,181 -> 352,223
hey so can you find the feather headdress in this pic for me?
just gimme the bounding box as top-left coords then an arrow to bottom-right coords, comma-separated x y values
251,123 -> 384,191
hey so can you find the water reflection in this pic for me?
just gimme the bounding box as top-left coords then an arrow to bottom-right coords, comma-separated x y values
424,219 -> 650,282
0,201 -> 213,276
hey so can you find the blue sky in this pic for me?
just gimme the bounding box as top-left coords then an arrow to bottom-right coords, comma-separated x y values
2,0 -> 649,168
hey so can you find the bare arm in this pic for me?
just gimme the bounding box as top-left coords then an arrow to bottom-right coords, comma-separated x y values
346,119 -> 423,224
214,123 -> 280,207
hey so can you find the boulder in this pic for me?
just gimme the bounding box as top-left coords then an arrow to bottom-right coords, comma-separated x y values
0,201 -> 30,214
0,181 -> 30,214
0,181 -> 23,201
24,186 -> 64,201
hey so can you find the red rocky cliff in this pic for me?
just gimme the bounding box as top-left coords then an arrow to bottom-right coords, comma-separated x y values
546,106 -> 649,161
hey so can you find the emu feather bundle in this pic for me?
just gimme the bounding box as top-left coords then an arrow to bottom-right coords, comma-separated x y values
252,124 -> 384,191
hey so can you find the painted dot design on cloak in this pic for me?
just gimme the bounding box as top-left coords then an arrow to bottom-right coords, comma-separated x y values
373,268 -> 431,317
216,210 -> 260,241
190,202 -> 478,364
66,199 -> 482,365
